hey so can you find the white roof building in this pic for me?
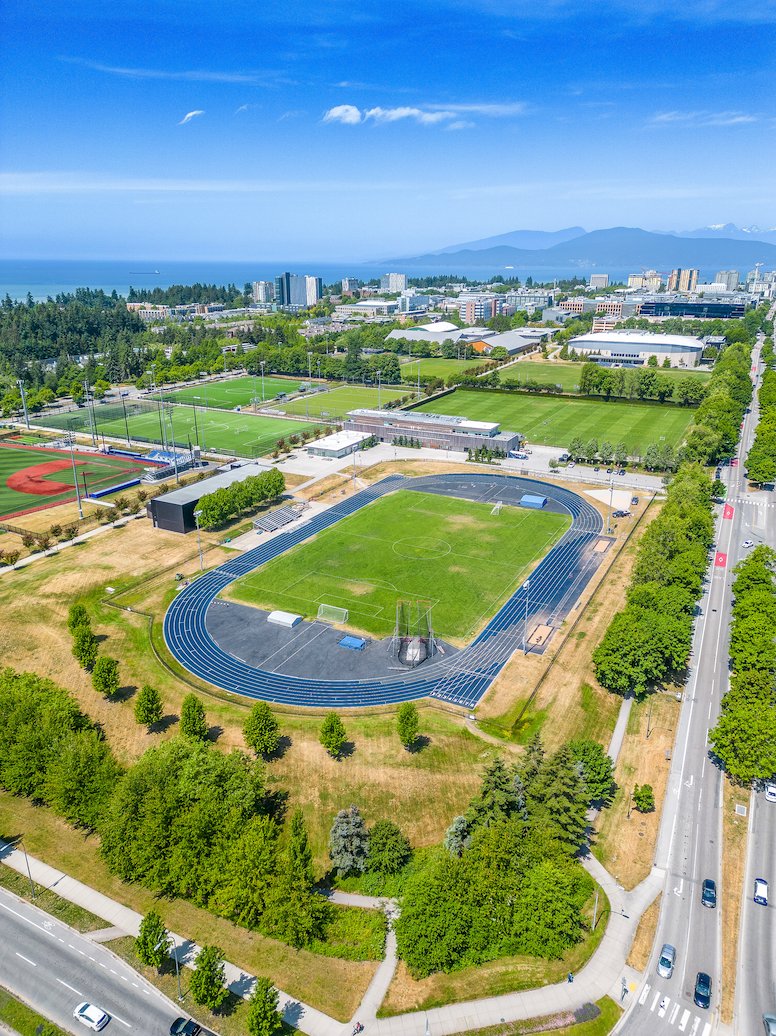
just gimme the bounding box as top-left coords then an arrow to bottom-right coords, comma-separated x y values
568,331 -> 705,368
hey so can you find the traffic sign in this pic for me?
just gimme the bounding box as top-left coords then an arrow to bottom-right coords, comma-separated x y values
715,552 -> 727,568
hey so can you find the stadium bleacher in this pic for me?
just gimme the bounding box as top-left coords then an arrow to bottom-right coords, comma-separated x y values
252,502 -> 308,534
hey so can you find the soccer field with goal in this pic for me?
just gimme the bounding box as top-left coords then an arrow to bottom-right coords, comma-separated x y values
224,489 -> 570,641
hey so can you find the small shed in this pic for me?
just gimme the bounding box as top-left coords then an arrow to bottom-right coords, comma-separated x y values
267,611 -> 303,628
520,493 -> 547,510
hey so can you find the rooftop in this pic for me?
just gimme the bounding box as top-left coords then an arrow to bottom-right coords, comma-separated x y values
570,331 -> 705,350
152,462 -> 271,506
347,408 -> 500,432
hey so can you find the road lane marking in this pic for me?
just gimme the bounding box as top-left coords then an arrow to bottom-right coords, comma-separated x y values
0,900 -> 57,938
109,1010 -> 132,1028
679,1008 -> 690,1030
15,952 -> 37,966
56,978 -> 83,996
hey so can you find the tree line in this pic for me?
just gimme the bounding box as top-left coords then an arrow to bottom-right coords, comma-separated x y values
593,464 -> 715,696
196,468 -> 285,530
745,369 -> 776,485
709,547 -> 776,782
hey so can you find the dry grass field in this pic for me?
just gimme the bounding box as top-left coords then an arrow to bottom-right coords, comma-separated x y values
627,894 -> 661,971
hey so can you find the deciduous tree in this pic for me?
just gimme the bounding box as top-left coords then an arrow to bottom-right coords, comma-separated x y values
243,701 -> 280,758
190,945 -> 228,1011
180,693 -> 208,741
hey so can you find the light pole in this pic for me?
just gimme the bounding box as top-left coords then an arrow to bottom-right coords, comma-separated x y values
67,432 -> 84,519
607,477 -> 614,535
194,509 -> 203,571
260,360 -> 266,402
307,350 -> 313,384
16,379 -> 30,429
155,937 -> 183,1002
16,839 -> 35,901
377,369 -> 382,409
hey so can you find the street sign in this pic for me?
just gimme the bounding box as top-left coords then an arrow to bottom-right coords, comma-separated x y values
723,504 -> 734,519
715,552 -> 727,568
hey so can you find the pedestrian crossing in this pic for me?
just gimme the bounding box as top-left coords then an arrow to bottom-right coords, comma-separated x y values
637,983 -> 711,1035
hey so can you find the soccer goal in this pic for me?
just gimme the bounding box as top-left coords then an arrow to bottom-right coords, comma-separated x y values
491,501 -> 502,516
317,603 -> 349,624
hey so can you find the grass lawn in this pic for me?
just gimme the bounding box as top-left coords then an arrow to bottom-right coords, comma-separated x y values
31,405 -> 317,459
0,442 -> 148,520
268,384 -> 410,420
414,389 -> 695,454
162,374 -> 314,409
226,488 -> 569,641
461,997 -> 621,1036
400,357 -> 493,380
501,360 -> 710,394
0,986 -> 69,1036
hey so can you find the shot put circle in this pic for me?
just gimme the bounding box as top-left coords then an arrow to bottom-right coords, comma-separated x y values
392,537 -> 452,561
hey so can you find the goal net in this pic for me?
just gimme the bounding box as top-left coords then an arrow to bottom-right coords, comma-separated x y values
317,603 -> 349,624
391,599 -> 435,668
491,501 -> 502,515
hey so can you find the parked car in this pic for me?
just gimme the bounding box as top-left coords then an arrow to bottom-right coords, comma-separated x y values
701,878 -> 717,908
73,1003 -> 110,1031
170,1020 -> 202,1036
743,539 -> 755,548
656,943 -> 676,979
631,496 -> 639,505
606,468 -> 613,474
763,1012 -> 776,1035
765,783 -> 776,803
694,972 -> 712,1009
754,878 -> 769,906
593,466 -> 600,472
567,461 -> 575,468
612,510 -> 631,518
618,468 -> 626,475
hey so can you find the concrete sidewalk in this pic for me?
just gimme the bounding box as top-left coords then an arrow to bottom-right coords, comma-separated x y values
0,835 -> 661,1036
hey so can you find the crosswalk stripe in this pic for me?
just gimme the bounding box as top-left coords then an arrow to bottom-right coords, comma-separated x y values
651,990 -> 661,1011
701,1025 -> 711,1036
658,996 -> 670,1017
669,1003 -> 680,1024
689,1018 -> 700,1036
639,983 -> 651,1005
679,1008 -> 690,1031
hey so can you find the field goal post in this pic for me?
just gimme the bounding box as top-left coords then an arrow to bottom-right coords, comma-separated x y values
317,603 -> 349,625
391,599 -> 435,668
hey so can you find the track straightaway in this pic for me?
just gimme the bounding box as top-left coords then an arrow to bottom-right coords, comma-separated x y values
164,472 -> 604,707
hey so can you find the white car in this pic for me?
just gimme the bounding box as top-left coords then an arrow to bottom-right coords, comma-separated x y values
765,783 -> 776,803
73,1002 -> 110,1031
754,878 -> 769,907
743,539 -> 755,548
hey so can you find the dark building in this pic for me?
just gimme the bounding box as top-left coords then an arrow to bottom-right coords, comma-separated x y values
345,408 -> 523,454
638,299 -> 748,319
148,462 -> 271,533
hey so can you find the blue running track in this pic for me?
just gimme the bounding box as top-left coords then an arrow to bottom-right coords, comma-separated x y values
164,473 -> 603,708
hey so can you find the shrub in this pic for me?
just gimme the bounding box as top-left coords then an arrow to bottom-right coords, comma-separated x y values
180,693 -> 208,740
633,784 -> 655,812
320,712 -> 347,758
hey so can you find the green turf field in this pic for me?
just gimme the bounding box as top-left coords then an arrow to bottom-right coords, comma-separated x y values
162,375 -> 314,409
268,384 -> 411,420
400,357 -> 494,381
30,404 -> 318,459
0,443 -> 147,519
499,361 -> 711,393
415,389 -> 695,453
225,489 -> 570,641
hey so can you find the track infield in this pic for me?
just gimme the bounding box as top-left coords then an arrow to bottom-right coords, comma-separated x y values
415,389 -> 695,453
0,442 -> 149,519
225,489 -> 570,641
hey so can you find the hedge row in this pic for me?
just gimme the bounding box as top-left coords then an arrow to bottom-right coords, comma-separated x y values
196,468 -> 285,530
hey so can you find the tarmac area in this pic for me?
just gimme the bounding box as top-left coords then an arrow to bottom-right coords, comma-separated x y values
206,599 -> 459,681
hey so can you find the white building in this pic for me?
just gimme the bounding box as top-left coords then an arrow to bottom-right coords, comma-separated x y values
306,430 -> 372,459
251,280 -> 274,303
305,275 -> 323,306
567,330 -> 705,368
397,290 -> 429,314
380,272 -> 407,292
627,270 -> 663,291
589,274 -> 610,289
715,270 -> 740,291
334,300 -> 399,319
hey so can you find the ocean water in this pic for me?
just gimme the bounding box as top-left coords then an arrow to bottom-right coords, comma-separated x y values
0,259 -> 636,301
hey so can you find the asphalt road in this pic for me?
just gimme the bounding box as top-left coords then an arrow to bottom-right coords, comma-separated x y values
0,886 -> 187,1036
620,334 -> 766,1036
734,320 -> 776,1036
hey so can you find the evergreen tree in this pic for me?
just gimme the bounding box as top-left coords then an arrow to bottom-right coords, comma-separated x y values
568,739 -> 616,806
520,733 -> 545,791
134,684 -> 163,730
134,910 -> 170,969
91,656 -> 120,698
467,756 -> 522,828
180,694 -> 208,741
263,809 -> 329,947
396,701 -> 419,749
243,701 -> 280,758
190,945 -> 228,1011
443,815 -> 471,856
319,712 -> 347,758
529,745 -> 589,853
247,977 -> 284,1036
367,820 -> 412,874
329,805 -> 369,875
72,625 -> 98,670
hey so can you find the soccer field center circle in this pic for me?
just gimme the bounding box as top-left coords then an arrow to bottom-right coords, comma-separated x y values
391,537 -> 452,561
164,473 -> 604,709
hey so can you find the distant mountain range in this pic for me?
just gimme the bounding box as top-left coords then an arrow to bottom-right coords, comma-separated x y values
674,223 -> 776,246
428,227 -> 586,253
398,226 -> 776,270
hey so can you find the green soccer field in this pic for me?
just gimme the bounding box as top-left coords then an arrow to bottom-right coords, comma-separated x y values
225,489 -> 570,641
415,389 -> 695,454
0,443 -> 148,519
268,384 -> 411,420
400,358 -> 494,381
31,405 -> 318,459
499,361 -> 711,394
162,375 -> 314,409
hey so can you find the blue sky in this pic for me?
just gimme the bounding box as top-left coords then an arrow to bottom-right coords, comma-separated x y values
1,0 -> 775,259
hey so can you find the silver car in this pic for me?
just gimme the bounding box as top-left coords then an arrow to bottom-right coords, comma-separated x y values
657,943 -> 676,979
763,1013 -> 776,1035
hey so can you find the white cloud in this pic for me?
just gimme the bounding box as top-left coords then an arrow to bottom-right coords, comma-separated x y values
62,58 -> 289,85
323,104 -> 363,124
446,120 -> 476,131
364,106 -> 454,124
0,172 -> 417,195
234,104 -> 250,115
649,109 -> 759,127
178,110 -> 205,125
